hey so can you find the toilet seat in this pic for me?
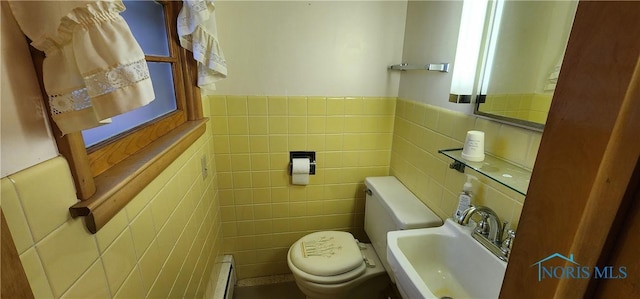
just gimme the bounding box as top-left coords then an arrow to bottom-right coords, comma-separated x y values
288,231 -> 366,284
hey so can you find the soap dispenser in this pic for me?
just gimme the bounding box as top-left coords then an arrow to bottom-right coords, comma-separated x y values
454,175 -> 475,220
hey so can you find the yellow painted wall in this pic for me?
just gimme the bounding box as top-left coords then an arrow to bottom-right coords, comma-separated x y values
1,118 -> 223,298
208,95 -> 395,279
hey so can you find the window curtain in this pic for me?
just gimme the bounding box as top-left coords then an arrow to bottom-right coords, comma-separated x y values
8,0 -> 155,135
177,0 -> 227,95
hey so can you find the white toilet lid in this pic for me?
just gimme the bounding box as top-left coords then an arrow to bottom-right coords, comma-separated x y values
289,231 -> 363,277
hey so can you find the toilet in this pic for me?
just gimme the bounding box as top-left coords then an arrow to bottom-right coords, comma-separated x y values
287,176 -> 442,299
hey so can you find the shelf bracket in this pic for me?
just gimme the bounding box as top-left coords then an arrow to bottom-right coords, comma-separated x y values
449,160 -> 466,173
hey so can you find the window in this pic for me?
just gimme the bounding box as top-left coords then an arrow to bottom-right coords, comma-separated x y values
82,1 -> 177,148
81,61 -> 179,147
30,1 -> 206,233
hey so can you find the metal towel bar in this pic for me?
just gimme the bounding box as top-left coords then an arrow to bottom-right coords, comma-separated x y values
388,63 -> 450,72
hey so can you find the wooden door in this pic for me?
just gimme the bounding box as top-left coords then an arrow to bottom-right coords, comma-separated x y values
500,1 -> 640,298
591,160 -> 640,298
1,209 -> 34,298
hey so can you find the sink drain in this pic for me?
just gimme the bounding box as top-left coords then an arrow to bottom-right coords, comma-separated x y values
441,297 -> 453,299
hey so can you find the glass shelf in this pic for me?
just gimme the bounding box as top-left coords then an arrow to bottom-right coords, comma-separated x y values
438,148 -> 531,196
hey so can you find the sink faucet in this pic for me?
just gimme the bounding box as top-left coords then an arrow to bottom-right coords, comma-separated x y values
456,206 -> 514,261
456,206 -> 504,243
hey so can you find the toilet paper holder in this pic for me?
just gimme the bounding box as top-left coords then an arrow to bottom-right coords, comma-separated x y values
289,151 -> 316,175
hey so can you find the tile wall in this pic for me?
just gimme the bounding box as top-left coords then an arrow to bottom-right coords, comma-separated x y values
1,121 -> 223,298
208,95 -> 395,279
4,95 -> 542,292
479,93 -> 553,124
390,98 -> 542,229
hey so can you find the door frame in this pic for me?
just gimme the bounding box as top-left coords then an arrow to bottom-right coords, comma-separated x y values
500,1 -> 640,298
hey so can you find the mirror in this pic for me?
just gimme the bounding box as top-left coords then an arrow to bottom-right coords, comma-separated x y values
475,0 -> 578,130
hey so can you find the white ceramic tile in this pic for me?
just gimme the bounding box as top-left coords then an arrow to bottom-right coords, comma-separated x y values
9,157 -> 77,242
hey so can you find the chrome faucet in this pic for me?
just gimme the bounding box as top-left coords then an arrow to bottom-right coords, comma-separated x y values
457,206 -> 504,243
456,206 -> 514,261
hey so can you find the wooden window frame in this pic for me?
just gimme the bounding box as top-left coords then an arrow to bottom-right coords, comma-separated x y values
29,1 -> 207,233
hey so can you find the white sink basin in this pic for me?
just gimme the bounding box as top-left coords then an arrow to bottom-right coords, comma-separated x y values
387,219 -> 507,299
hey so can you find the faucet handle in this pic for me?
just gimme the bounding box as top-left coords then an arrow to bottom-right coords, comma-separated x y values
474,212 -> 490,237
500,229 -> 516,256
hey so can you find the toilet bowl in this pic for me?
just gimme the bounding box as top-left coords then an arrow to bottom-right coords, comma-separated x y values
287,231 -> 388,299
287,176 -> 442,299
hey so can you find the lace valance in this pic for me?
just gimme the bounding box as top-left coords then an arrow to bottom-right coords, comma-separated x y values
8,0 -> 155,134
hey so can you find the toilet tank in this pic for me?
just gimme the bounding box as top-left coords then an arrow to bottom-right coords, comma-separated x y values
364,176 -> 442,279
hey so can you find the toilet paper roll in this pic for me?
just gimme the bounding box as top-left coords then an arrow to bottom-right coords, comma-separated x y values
461,131 -> 485,162
292,158 -> 310,185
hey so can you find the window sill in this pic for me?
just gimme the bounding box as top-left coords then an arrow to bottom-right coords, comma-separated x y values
69,118 -> 207,233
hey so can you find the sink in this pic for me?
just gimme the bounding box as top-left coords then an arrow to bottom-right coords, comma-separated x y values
387,219 -> 507,299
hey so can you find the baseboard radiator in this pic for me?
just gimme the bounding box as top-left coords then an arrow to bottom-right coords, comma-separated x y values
211,255 -> 236,299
